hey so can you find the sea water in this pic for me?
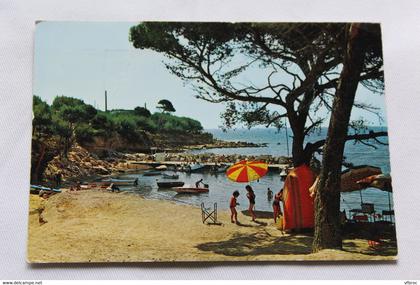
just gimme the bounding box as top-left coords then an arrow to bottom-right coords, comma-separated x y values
120,127 -> 393,217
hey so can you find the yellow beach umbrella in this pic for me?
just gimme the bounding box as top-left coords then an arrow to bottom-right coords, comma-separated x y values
226,160 -> 268,183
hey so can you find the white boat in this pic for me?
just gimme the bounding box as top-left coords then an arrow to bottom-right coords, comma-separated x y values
280,168 -> 288,180
210,164 -> 228,174
155,165 -> 168,170
186,163 -> 205,173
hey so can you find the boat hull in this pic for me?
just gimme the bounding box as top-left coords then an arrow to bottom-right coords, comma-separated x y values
174,187 -> 209,194
143,171 -> 162,176
162,174 -> 179,179
157,181 -> 185,188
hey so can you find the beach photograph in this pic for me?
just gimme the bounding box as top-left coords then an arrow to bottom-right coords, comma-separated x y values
28,21 -> 397,262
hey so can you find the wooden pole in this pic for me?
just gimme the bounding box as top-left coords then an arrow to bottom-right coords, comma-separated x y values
105,90 -> 108,112
285,117 -> 290,157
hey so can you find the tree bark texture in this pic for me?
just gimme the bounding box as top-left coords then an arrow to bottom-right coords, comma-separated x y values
312,23 -> 369,252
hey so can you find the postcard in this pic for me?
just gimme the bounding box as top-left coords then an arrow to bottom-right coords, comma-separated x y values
28,22 -> 396,262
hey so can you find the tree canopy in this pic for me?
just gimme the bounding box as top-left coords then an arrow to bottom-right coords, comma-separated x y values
130,22 -> 386,166
134,106 -> 152,117
32,95 -> 205,150
157,99 -> 176,113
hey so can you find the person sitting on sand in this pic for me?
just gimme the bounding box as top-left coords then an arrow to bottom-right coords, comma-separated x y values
230,190 -> 240,224
273,188 -> 283,223
245,185 -> 257,222
38,192 -> 49,225
195,178 -> 204,188
267,187 -> 273,201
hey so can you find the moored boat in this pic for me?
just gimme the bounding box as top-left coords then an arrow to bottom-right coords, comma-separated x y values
280,168 -> 288,181
185,163 -> 206,173
30,185 -> 62,194
155,165 -> 168,170
174,186 -> 209,194
162,173 -> 179,179
143,170 -> 162,176
102,178 -> 138,186
157,181 -> 185,188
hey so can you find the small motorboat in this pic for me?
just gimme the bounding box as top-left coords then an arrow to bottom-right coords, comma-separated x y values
143,170 -> 162,176
162,173 -> 179,179
174,186 -> 209,194
30,185 -> 62,194
184,163 -> 206,173
102,178 -> 138,186
157,181 -> 185,188
155,165 -> 168,171
280,168 -> 288,181
187,163 -> 205,172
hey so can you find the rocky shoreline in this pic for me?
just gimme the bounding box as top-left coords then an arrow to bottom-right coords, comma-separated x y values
123,152 -> 291,165
182,139 -> 268,151
41,143 -> 291,186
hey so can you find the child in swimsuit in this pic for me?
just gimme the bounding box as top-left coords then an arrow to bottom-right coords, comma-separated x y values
245,185 -> 257,221
273,188 -> 283,223
230,191 -> 240,224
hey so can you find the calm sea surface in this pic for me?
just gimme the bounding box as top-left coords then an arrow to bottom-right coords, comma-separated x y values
119,127 -> 393,217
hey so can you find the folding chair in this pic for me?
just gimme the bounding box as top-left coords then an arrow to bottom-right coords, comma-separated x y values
201,202 -> 218,224
361,203 -> 375,222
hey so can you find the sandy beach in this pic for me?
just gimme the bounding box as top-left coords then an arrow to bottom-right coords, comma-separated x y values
27,190 -> 397,263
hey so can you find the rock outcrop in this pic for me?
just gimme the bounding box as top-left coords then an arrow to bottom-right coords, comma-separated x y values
43,145 -> 119,184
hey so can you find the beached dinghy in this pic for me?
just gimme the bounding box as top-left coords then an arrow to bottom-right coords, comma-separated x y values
30,185 -> 62,194
162,173 -> 179,179
157,181 -> 185,188
174,186 -> 209,194
102,178 -> 138,186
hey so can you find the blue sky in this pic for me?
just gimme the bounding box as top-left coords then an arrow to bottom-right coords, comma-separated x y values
33,21 -> 387,129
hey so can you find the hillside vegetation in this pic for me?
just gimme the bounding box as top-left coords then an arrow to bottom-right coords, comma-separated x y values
31,95 -> 213,183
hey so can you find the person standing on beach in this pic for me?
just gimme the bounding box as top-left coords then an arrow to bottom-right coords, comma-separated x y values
245,185 -> 257,221
55,171 -> 62,187
273,188 -> 283,223
229,191 -> 240,224
267,187 -> 273,201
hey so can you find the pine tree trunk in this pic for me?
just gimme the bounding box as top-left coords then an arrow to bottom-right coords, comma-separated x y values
291,132 -> 305,167
312,23 -> 368,252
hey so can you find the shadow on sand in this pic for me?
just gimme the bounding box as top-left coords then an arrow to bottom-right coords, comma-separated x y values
196,229 -> 313,257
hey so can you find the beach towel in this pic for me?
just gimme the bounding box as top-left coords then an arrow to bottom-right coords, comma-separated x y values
282,164 -> 315,231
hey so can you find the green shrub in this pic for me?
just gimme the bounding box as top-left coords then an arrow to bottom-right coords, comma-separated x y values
75,123 -> 96,144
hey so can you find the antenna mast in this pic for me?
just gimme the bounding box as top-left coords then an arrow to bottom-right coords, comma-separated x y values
105,90 -> 108,112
